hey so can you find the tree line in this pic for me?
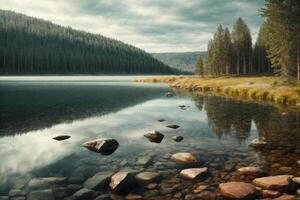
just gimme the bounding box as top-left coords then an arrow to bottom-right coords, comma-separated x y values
195,0 -> 300,84
0,10 -> 176,75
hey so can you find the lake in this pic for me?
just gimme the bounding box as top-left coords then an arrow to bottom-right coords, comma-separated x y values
0,76 -> 299,199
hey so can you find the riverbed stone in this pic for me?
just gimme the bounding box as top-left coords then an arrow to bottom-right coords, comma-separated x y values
82,138 -> 119,155
219,182 -> 257,199
144,131 -> 164,143
109,172 -> 137,194
0,197 -> 8,200
273,194 -> 296,200
292,177 -> 300,186
72,188 -> 94,200
83,172 -> 111,190
94,194 -> 112,200
27,177 -> 67,190
9,189 -> 26,197
125,194 -> 143,200
27,189 -> 55,200
261,190 -> 281,198
172,136 -> 184,142
253,175 -> 293,192
165,92 -> 174,97
136,172 -> 161,184
237,167 -> 265,177
179,168 -> 208,180
170,152 -> 197,164
166,124 -> 180,129
249,138 -> 267,149
136,155 -> 153,166
146,183 -> 158,190
53,135 -> 71,141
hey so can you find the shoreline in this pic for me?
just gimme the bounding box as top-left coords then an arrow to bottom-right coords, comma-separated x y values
135,76 -> 300,110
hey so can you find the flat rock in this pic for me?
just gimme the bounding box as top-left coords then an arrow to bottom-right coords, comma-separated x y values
83,172 -> 111,190
125,194 -> 143,200
72,188 -> 94,200
179,168 -> 208,180
219,182 -> 257,199
53,135 -> 71,141
261,190 -> 281,198
170,152 -> 197,164
27,177 -> 67,190
94,194 -> 112,200
136,172 -> 161,184
145,183 -> 157,190
166,124 -> 180,129
249,138 -> 267,149
237,167 -> 265,176
253,175 -> 293,192
9,189 -> 26,197
0,197 -> 8,200
136,155 -> 153,166
144,131 -> 164,143
82,138 -> 119,155
172,136 -> 184,142
27,189 -> 55,200
273,194 -> 296,200
109,172 -> 137,194
292,177 -> 300,185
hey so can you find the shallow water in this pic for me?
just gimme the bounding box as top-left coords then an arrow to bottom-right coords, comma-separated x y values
0,76 -> 299,198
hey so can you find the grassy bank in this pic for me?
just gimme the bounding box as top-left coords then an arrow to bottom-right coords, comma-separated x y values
135,76 -> 300,107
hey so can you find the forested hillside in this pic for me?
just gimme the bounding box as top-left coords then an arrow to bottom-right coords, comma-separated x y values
152,51 -> 206,73
0,10 -> 175,75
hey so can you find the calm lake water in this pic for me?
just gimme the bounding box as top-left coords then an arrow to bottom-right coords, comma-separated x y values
0,76 -> 299,198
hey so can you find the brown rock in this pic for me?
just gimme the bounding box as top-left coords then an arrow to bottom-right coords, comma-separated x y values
145,183 -> 157,190
249,138 -> 267,149
82,138 -> 119,155
219,182 -> 257,199
170,152 -> 197,164
273,194 -> 296,200
179,168 -> 208,180
136,172 -> 161,184
109,172 -> 137,194
237,167 -> 264,177
193,185 -> 208,193
292,177 -> 300,185
261,190 -> 281,198
253,175 -> 293,192
125,194 -> 143,200
144,131 -> 164,143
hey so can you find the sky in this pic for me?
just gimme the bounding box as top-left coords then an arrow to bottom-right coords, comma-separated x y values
0,0 -> 265,53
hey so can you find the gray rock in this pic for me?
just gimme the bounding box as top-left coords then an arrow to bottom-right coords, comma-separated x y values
53,187 -> 70,199
249,138 -> 267,149
94,194 -> 112,200
136,155 -> 153,166
82,138 -> 119,155
9,189 -> 26,197
10,197 -> 26,200
0,197 -> 8,200
72,188 -> 94,200
53,135 -> 71,141
166,124 -> 180,129
83,172 -> 111,190
27,189 -> 55,200
67,184 -> 82,194
27,177 -> 67,190
172,136 -> 184,142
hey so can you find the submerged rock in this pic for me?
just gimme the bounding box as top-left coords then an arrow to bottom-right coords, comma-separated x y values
165,92 -> 174,97
144,131 -> 164,143
170,152 -> 197,164
237,167 -> 265,177
52,135 -> 71,141
253,175 -> 293,192
109,172 -> 137,194
179,167 -> 208,180
83,172 -> 112,190
172,136 -> 184,142
82,138 -> 119,155
166,124 -> 180,129
219,182 -> 257,200
249,138 -> 267,149
136,172 -> 161,184
27,189 -> 55,200
72,188 -> 94,200
27,177 -> 67,190
157,119 -> 165,122
136,155 -> 153,166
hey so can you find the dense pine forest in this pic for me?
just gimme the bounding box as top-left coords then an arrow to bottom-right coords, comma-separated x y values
195,0 -> 300,83
0,10 -> 176,75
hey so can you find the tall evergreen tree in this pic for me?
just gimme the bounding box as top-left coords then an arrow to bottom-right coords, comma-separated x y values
223,28 -> 234,75
232,17 -> 252,75
195,56 -> 204,77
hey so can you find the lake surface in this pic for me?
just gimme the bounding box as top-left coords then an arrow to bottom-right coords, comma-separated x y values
0,76 -> 299,199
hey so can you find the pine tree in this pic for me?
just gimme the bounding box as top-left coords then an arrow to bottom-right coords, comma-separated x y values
195,56 -> 204,77
223,28 -> 234,75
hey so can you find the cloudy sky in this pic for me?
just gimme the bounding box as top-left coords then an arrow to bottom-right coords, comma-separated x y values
0,0 -> 265,53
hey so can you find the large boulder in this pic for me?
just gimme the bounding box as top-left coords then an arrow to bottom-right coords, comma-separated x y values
253,175 -> 294,192
136,172 -> 161,184
109,172 -> 137,194
170,152 -> 197,164
144,131 -> 164,143
179,167 -> 208,180
83,172 -> 112,190
219,182 -> 257,200
82,138 -> 119,155
27,189 -> 55,200
27,177 -> 67,190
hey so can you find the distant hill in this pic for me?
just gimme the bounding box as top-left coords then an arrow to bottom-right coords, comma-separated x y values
152,51 -> 206,73
0,10 -> 175,75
